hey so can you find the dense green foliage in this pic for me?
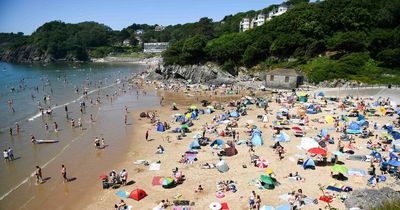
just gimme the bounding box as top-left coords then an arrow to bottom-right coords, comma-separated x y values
162,0 -> 400,83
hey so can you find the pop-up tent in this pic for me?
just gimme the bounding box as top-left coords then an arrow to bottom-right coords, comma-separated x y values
250,129 -> 263,146
216,160 -> 229,173
303,158 -> 315,170
210,139 -> 224,149
189,140 -> 201,150
230,111 -> 240,118
347,121 -> 361,134
129,189 -> 147,201
156,122 -> 165,132
274,132 -> 290,142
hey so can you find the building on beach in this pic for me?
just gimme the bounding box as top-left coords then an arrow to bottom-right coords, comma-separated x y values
143,42 -> 169,53
265,68 -> 304,89
239,4 -> 290,32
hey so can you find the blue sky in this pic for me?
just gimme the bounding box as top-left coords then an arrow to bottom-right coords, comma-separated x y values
0,0 -> 285,34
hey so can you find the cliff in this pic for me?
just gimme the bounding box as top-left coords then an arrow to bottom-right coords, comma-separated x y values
0,45 -> 54,63
147,63 -> 237,85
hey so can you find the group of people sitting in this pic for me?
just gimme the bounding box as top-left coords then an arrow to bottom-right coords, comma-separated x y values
108,169 -> 128,186
216,180 -> 237,193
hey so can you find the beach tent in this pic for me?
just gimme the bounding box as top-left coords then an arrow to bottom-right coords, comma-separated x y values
303,158 -> 315,169
140,112 -> 147,118
347,122 -> 361,134
388,159 -> 400,167
210,139 -> 224,149
230,111 -> 240,118
129,189 -> 147,201
357,114 -> 365,121
370,151 -> 382,161
191,111 -> 198,119
251,130 -> 264,146
300,137 -> 319,150
274,132 -> 290,142
189,140 -> 201,150
317,91 -> 325,97
156,122 -> 166,132
216,160 -> 229,173
358,120 -> 369,127
321,129 -> 329,138
390,131 -> 400,140
224,147 -> 238,157
392,140 -> 400,152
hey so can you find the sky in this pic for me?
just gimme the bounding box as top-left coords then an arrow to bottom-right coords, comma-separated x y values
0,0 -> 285,34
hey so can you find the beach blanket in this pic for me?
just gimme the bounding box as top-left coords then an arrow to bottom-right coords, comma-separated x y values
152,176 -> 163,186
348,168 -> 366,177
346,155 -> 367,161
185,153 -> 197,164
326,183 -> 352,192
173,207 -> 192,210
278,194 -> 315,206
116,191 -> 129,198
134,159 -> 147,164
149,163 -> 161,171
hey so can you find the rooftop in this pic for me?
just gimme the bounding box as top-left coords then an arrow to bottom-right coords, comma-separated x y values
266,68 -> 303,76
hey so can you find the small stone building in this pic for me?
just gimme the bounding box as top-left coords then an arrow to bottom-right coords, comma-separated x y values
265,68 -> 304,89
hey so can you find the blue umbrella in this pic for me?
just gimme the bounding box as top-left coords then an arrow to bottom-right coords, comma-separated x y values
388,159 -> 400,167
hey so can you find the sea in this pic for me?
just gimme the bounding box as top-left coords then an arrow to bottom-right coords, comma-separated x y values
0,61 -> 159,209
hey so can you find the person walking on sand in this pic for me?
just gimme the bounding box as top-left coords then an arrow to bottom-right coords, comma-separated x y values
35,166 -> 43,184
3,150 -> 9,162
145,130 -> 149,141
124,114 -> 127,125
61,165 -> 68,183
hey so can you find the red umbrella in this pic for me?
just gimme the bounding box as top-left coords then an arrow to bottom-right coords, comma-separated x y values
292,126 -> 302,131
256,159 -> 268,168
308,147 -> 327,156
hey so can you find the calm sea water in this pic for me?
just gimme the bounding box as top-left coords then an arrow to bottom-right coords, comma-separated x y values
0,61 -> 158,208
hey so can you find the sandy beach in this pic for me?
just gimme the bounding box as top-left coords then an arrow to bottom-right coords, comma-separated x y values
81,81 -> 400,210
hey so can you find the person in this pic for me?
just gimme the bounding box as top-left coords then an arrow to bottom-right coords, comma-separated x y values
61,165 -> 68,183
249,191 -> 256,209
15,122 -> 20,134
195,185 -> 204,193
276,145 -> 284,160
288,191 -> 297,209
8,147 -> 14,160
9,127 -> 12,136
120,169 -> 128,186
145,130 -> 149,141
44,123 -> 49,131
255,195 -> 261,210
297,189 -> 305,207
31,135 -> 36,143
94,137 -> 100,148
54,122 -> 58,132
3,150 -> 9,161
35,166 -> 43,184
101,138 -> 105,147
114,199 -> 127,210
124,114 -> 127,125
156,145 -> 165,154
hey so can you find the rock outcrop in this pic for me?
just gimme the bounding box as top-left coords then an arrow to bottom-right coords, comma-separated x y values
0,45 -> 54,63
147,63 -> 237,85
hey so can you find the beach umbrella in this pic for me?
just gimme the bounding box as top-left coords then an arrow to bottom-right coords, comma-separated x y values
325,115 -> 334,124
209,202 -> 222,210
292,126 -> 302,131
299,92 -> 307,97
256,159 -> 268,168
190,105 -> 197,110
160,177 -> 174,186
260,205 -> 275,210
260,175 -> 274,185
308,147 -> 327,156
388,159 -> 400,167
265,168 -> 273,175
332,164 -> 348,174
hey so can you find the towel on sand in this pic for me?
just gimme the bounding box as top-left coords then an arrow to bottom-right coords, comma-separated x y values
152,176 -> 163,185
149,163 -> 161,171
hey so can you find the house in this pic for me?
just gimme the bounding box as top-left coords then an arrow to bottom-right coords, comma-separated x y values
265,68 -> 304,89
239,18 -> 251,32
240,4 -> 290,32
267,4 -> 290,21
154,25 -> 165,31
143,42 -> 169,53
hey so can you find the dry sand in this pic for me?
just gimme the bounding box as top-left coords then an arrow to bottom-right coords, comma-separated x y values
84,86 -> 400,210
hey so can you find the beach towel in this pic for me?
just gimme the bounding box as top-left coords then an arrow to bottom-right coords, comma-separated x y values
279,194 -> 315,205
348,168 -> 366,177
116,191 -> 129,198
134,160 -> 147,164
149,163 -> 161,171
152,176 -> 163,186
173,207 -> 192,210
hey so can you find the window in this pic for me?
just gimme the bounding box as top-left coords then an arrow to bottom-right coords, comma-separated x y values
285,76 -> 289,83
270,75 -> 274,81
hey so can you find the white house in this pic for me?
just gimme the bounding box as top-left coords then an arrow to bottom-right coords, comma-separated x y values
143,42 -> 169,53
239,18 -> 251,32
240,4 -> 290,32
